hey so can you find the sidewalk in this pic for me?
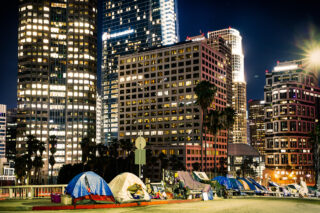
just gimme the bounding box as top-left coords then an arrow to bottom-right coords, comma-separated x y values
0,198 -> 202,211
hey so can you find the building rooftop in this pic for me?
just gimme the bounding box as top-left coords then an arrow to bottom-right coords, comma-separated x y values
228,143 -> 260,157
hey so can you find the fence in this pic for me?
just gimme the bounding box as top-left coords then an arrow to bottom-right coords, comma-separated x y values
0,184 -> 67,199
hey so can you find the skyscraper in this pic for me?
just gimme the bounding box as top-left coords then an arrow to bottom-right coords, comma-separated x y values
0,104 -> 6,159
17,0 -> 97,182
208,28 -> 247,144
264,60 -> 320,185
102,0 -> 179,144
96,92 -> 103,144
248,100 -> 265,155
6,108 -> 17,163
117,39 -> 228,179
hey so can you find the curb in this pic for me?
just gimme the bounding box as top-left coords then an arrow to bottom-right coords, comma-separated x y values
32,199 -> 202,211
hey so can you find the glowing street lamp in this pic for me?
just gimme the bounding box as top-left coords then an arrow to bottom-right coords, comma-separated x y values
306,47 -> 320,68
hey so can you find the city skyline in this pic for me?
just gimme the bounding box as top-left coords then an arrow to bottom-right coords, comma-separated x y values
1,0 -> 320,108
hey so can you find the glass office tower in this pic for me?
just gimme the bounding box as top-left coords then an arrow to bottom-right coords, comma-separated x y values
17,0 -> 97,182
208,28 -> 247,144
102,0 -> 179,144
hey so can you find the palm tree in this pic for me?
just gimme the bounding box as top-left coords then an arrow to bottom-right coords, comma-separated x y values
194,81 -> 217,171
310,123 -> 320,189
25,135 -> 40,184
14,155 -> 28,185
221,107 -> 235,173
120,139 -> 133,156
49,135 -> 57,184
206,110 -> 224,177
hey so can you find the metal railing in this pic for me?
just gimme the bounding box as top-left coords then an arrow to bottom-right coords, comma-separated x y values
0,184 -> 67,199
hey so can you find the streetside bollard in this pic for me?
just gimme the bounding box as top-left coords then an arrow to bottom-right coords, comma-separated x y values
9,188 -> 13,198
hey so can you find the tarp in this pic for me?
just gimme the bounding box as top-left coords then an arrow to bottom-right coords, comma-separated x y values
238,178 -> 256,191
193,171 -> 210,182
212,176 -> 232,190
109,172 -> 151,203
177,171 -> 211,192
229,178 -> 244,191
238,179 -> 250,190
248,178 -> 266,192
299,180 -> 308,197
268,181 -> 280,187
65,171 -> 115,203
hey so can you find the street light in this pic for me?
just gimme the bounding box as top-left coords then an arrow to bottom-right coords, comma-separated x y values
306,47 -> 320,68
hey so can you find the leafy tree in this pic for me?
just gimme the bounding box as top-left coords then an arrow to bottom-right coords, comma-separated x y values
310,123 -> 320,189
80,136 -> 96,163
195,81 -> 217,171
240,158 -> 258,178
119,139 -> 133,155
218,157 -> 227,176
57,163 -> 85,184
169,154 -> 186,171
96,143 -> 108,157
192,162 -> 201,171
159,152 -> 168,171
14,155 -> 27,184
49,135 -> 57,184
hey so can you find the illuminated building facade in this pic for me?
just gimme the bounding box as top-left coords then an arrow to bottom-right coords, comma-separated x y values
102,0 -> 179,144
0,105 -> 6,159
96,93 -> 103,144
118,39 -> 228,179
17,0 -> 97,182
248,100 -> 265,156
208,28 -> 247,144
5,108 -> 17,163
264,60 -> 320,185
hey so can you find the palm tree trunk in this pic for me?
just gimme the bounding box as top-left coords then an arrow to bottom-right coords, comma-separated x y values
200,112 -> 204,171
214,134 -> 217,177
51,166 -> 53,184
204,127 -> 207,173
226,130 -> 229,174
316,142 -> 320,190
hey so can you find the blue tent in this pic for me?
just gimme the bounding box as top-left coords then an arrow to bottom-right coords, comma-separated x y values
248,178 -> 267,192
229,178 -> 244,191
238,178 -> 257,191
66,171 -> 115,203
212,176 -> 232,190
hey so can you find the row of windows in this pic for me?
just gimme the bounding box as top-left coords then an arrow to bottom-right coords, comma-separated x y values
267,153 -> 312,165
266,120 -> 314,133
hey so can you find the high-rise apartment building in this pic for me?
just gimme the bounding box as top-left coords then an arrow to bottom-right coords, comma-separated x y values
248,100 -> 265,155
0,105 -> 6,159
17,0 -> 97,181
6,108 -> 17,163
208,28 -> 247,144
117,39 -> 228,179
96,92 -> 102,144
102,0 -> 179,144
264,60 -> 320,185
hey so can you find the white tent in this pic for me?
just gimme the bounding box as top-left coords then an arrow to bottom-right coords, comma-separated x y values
109,172 -> 151,203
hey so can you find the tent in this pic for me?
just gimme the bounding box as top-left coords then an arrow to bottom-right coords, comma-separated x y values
248,178 -> 267,192
212,176 -> 232,190
178,171 -> 211,192
109,172 -> 151,203
238,178 -> 256,191
193,171 -> 210,182
65,171 -> 115,203
229,178 -> 244,191
238,179 -> 251,190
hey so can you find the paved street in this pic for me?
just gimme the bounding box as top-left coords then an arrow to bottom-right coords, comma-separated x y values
1,198 -> 320,213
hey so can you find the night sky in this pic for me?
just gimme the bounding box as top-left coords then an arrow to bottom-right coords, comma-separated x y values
1,0 -> 319,109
